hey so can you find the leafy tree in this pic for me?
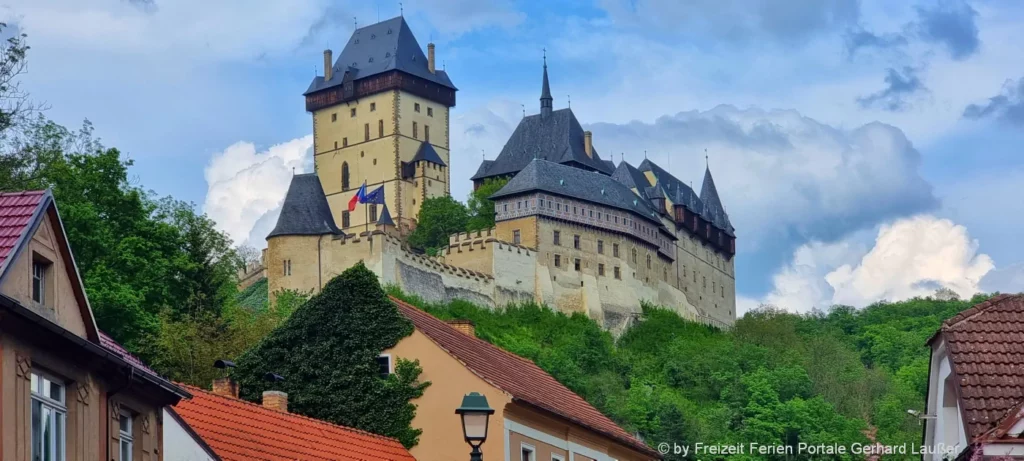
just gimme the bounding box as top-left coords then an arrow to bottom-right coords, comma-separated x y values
234,263 -> 429,447
408,195 -> 468,254
466,177 -> 508,231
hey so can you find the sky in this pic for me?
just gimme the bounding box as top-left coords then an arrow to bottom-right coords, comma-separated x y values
6,0 -> 1024,313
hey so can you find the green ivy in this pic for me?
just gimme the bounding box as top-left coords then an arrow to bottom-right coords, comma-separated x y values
233,262 -> 429,447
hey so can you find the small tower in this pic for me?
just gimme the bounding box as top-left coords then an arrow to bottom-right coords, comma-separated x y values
540,52 -> 553,117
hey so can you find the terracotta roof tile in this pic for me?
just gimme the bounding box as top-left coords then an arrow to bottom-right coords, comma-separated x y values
940,294 -> 1024,440
390,296 -> 658,458
0,190 -> 46,270
173,384 -> 416,461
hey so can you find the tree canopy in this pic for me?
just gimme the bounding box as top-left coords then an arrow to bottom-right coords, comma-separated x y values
466,177 -> 508,231
407,195 -> 468,254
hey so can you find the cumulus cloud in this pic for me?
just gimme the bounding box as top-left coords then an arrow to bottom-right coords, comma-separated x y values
963,76 -> 1024,126
857,66 -> 927,111
914,0 -> 980,60
844,28 -> 908,57
202,135 -> 313,247
761,215 -> 994,312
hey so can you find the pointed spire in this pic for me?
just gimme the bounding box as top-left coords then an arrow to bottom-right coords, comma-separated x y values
540,48 -> 553,117
377,203 -> 395,227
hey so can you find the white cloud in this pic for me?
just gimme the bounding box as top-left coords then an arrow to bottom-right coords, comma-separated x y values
760,215 -> 994,312
202,135 -> 313,247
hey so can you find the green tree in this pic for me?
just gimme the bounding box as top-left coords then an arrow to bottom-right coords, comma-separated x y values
407,195 -> 468,254
233,263 -> 429,447
466,177 -> 508,231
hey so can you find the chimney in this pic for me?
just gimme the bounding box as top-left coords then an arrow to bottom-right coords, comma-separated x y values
427,43 -> 436,74
263,390 -> 288,413
324,49 -> 333,81
584,131 -> 593,158
446,319 -> 476,336
212,377 -> 239,399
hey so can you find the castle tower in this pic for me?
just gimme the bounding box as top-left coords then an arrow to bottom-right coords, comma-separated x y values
303,17 -> 457,234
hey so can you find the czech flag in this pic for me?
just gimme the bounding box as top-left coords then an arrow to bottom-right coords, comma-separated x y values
347,182 -> 367,212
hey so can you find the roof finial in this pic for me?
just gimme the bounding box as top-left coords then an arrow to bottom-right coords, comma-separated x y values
521,103 -> 525,118
644,150 -> 647,159
482,149 -> 485,160
399,2 -> 403,16
292,167 -> 296,176
354,16 -> 358,29
705,148 -> 709,168
568,94 -> 571,108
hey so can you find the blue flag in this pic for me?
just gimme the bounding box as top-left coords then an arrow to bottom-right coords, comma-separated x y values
363,185 -> 385,204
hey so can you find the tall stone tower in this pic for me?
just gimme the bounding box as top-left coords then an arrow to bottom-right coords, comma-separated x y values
303,17 -> 457,234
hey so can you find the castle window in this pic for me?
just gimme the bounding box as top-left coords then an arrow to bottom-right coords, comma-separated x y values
504,204 -> 508,212
379,120 -> 384,137
598,264 -> 605,276
373,159 -> 377,165
574,258 -> 581,272
370,204 -> 378,222
683,266 -> 687,277
332,113 -> 337,122
370,102 -> 376,111
703,276 -> 707,289
664,267 -> 668,281
513,230 -> 521,245
341,162 -> 350,190
722,286 -> 725,298
413,122 -> 418,139
632,249 -> 637,264
614,266 -> 621,279
573,206 -> 577,214
693,271 -> 697,282
428,107 -> 433,117
351,108 -> 357,117
646,254 -> 652,269
554,254 -> 561,268
713,281 -> 716,291
597,240 -> 604,254
553,231 -> 561,246
365,123 -> 370,141
573,235 -> 580,249
613,243 -> 619,258
589,210 -> 593,218
556,203 -> 561,211
334,141 -> 338,149
615,216 -> 619,224
283,260 -> 292,276
415,103 -> 421,112
424,125 -> 430,142
342,211 -> 351,228
343,137 -> 349,147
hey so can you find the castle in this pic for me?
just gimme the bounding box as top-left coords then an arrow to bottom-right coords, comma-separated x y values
262,16 -> 737,331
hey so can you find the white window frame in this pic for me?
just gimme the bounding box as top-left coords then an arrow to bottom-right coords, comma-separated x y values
376,354 -> 393,378
520,443 -> 536,461
31,370 -> 67,461
32,260 -> 47,304
120,410 -> 134,461
551,454 -> 565,461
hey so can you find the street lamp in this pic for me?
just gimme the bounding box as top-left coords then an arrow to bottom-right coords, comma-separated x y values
456,392 -> 494,461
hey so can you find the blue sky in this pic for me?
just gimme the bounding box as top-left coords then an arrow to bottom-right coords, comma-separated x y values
7,0 -> 1024,311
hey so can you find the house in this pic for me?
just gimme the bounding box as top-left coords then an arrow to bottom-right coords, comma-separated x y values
166,378 -> 417,461
923,294 -> 1024,459
0,189 -> 189,460
385,296 -> 661,461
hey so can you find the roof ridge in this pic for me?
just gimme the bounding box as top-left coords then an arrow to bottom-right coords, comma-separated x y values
0,189 -> 46,197
178,383 -> 407,444
943,294 -> 1019,330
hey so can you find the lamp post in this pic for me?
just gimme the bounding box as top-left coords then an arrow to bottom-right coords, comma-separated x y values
456,392 -> 494,461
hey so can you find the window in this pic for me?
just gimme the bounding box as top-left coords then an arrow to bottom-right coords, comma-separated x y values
282,260 -> 292,276
664,267 -> 668,281
350,108 -> 356,117
614,266 -> 621,279
370,102 -> 376,111
554,254 -> 561,268
573,235 -> 580,249
646,254 -> 652,269
703,276 -> 707,288
341,162 -> 350,190
31,371 -> 66,461
413,122 -> 418,139
553,230 -> 561,246
379,119 -> 384,137
342,211 -> 351,228
370,204 -> 378,222
597,240 -> 604,254
613,243 -> 619,257
343,137 -> 349,147
503,204 -> 508,212
415,103 -> 421,112
632,249 -> 638,264
521,445 -> 535,461
513,230 -> 521,245
722,286 -> 725,298
427,107 -> 433,116
598,263 -> 605,276
32,259 -> 49,304
120,411 -> 134,461
331,113 -> 337,122
376,355 -> 391,378
364,123 -> 370,141
574,258 -> 581,271
424,125 -> 430,142
334,141 -> 338,149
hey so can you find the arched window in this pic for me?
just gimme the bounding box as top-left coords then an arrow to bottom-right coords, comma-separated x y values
342,211 -> 351,228
341,162 -> 350,191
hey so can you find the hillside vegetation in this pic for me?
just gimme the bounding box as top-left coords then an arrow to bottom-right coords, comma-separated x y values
389,287 -> 989,460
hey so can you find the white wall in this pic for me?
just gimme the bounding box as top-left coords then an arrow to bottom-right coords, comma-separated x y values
923,341 -> 968,460
163,408 -> 217,461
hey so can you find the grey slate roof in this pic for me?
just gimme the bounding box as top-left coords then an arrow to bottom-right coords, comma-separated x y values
411,142 -> 446,166
637,159 -> 734,236
267,174 -> 341,239
377,203 -> 395,226
611,161 -> 653,200
700,166 -> 734,234
304,16 -> 456,96
491,159 -> 667,229
471,108 -> 615,181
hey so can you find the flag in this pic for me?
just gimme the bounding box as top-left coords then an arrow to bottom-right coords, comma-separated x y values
364,185 -> 385,204
347,182 -> 367,212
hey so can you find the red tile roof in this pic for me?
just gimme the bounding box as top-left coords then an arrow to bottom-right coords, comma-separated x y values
390,296 -> 658,458
173,384 -> 416,461
0,190 -> 45,270
99,331 -> 160,377
938,294 -> 1024,440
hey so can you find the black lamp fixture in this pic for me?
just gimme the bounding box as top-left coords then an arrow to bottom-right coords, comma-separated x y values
456,392 -> 494,461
